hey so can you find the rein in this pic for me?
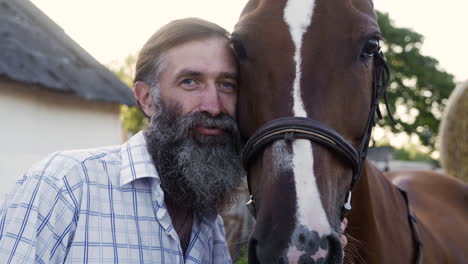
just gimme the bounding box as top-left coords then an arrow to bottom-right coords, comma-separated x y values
241,49 -> 391,219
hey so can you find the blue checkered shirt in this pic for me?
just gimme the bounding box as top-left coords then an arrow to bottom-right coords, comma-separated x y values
0,132 -> 232,263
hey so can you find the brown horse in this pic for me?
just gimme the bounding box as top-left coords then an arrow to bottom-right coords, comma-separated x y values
232,0 -> 468,263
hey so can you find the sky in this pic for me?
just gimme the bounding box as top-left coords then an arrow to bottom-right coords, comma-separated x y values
30,0 -> 468,82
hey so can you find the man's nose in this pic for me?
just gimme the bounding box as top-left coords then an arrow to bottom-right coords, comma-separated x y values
199,84 -> 222,116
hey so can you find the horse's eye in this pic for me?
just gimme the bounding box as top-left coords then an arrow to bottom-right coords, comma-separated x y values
362,38 -> 380,58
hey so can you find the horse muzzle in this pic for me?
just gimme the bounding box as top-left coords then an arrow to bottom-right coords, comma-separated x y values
248,232 -> 343,264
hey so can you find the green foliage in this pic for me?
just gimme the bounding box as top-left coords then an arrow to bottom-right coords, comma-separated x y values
113,55 -> 136,86
392,144 -> 439,167
234,246 -> 248,264
120,104 -> 148,134
377,11 -> 456,152
108,55 -> 148,134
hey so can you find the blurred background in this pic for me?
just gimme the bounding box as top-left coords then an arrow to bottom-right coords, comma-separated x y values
1,1 -> 467,262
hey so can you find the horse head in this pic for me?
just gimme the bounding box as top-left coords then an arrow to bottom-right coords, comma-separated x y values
233,0 -> 389,263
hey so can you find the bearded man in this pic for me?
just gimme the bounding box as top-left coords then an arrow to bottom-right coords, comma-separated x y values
0,18 -> 243,263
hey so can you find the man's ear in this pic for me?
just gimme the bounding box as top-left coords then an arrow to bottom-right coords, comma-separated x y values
134,81 -> 156,117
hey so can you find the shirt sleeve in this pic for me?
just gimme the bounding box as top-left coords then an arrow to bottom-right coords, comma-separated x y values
0,154 -> 81,263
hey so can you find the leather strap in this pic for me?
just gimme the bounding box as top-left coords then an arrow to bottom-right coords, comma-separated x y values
399,189 -> 424,264
242,117 -> 360,172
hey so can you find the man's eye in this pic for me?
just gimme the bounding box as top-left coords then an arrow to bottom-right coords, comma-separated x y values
180,79 -> 197,89
219,81 -> 237,92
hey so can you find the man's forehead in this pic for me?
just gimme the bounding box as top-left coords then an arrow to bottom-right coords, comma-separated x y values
166,36 -> 231,55
162,38 -> 238,78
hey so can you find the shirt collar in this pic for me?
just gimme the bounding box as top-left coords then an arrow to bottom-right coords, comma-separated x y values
119,131 -> 160,187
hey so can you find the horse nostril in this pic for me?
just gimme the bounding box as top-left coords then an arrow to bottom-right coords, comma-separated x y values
299,234 -> 306,244
320,235 -> 329,251
324,233 -> 343,263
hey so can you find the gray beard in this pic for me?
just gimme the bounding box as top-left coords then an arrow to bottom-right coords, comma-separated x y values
143,99 -> 244,216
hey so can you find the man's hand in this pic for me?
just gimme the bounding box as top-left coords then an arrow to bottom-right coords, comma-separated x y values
340,217 -> 348,247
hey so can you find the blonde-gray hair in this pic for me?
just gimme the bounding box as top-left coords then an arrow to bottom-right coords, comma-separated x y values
134,18 -> 230,92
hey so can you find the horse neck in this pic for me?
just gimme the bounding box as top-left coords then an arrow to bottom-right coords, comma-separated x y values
346,162 -> 416,263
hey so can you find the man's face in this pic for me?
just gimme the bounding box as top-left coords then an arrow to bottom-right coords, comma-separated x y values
158,37 -> 238,136
142,36 -> 243,216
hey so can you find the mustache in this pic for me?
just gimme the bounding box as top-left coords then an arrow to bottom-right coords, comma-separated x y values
177,111 -> 240,136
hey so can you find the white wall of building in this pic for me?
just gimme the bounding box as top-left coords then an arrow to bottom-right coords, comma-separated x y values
0,80 -> 124,197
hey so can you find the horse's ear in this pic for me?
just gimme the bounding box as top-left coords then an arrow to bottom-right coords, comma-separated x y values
239,0 -> 261,18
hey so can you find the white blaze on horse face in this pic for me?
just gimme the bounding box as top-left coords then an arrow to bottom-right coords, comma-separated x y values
284,0 -> 315,118
283,0 -> 331,238
292,139 -> 330,234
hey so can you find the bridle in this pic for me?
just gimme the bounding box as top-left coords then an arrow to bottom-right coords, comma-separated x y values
240,41 -> 423,264
241,48 -> 393,220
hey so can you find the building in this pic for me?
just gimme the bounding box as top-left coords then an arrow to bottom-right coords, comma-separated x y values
0,0 -> 136,196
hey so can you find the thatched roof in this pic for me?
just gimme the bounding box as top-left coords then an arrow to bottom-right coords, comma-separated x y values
0,0 -> 136,106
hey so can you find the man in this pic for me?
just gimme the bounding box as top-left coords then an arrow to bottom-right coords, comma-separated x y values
0,18 -> 347,263
0,18 -> 242,263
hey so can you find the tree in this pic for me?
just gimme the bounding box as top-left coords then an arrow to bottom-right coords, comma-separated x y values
376,11 -> 456,152
108,55 -> 148,135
